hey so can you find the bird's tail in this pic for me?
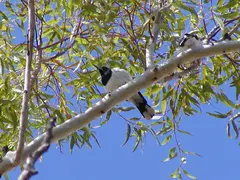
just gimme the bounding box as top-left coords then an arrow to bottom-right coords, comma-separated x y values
131,92 -> 155,120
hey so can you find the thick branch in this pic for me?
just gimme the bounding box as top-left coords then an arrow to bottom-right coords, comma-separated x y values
15,0 -> 35,165
0,40 -> 240,174
163,61 -> 200,82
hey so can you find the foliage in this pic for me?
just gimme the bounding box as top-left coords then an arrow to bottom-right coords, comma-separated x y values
0,0 -> 239,179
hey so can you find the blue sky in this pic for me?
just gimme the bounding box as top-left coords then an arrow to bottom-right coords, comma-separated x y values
8,98 -> 240,179
1,1 -> 240,180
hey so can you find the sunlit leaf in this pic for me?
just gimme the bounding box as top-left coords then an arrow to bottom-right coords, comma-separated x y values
161,135 -> 172,145
170,168 -> 181,179
183,169 -> 197,180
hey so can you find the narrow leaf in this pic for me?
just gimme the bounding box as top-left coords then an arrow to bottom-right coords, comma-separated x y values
122,124 -> 131,146
149,128 -> 161,146
70,135 -> 75,152
132,136 -> 140,152
161,135 -> 172,145
231,120 -> 239,139
207,111 -> 230,118
182,150 -> 202,157
183,169 -> 197,180
227,123 -> 231,138
213,14 -> 224,30
178,129 -> 192,136
170,168 -> 180,178
91,133 -> 101,148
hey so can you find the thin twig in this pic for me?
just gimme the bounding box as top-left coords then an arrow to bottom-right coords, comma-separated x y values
18,118 -> 56,180
42,40 -> 76,62
208,16 -> 240,41
219,23 -> 240,41
123,6 -> 146,68
15,0 -> 35,165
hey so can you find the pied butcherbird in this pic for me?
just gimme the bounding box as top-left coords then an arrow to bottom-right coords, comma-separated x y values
95,66 -> 155,120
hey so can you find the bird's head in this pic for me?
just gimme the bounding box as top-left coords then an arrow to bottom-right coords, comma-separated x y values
179,33 -> 200,47
93,65 -> 112,86
93,65 -> 111,77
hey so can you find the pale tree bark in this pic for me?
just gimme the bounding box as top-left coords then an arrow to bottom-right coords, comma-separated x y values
15,0 -> 35,165
18,118 -> 56,180
0,40 -> 239,175
146,1 -> 171,69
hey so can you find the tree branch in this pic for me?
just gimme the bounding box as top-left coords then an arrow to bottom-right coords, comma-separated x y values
41,40 -> 76,63
15,0 -> 35,165
0,40 -> 240,175
163,61 -> 200,82
30,18 -> 43,88
219,23 -> 240,41
146,1 -> 171,69
18,118 -> 56,180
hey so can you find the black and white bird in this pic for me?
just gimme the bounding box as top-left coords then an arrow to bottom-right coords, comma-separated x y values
179,33 -> 201,48
176,33 -> 202,55
95,66 -> 155,120
177,33 -> 203,69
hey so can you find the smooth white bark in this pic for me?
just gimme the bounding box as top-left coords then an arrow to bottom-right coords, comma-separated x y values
15,0 -> 35,164
0,40 -> 240,174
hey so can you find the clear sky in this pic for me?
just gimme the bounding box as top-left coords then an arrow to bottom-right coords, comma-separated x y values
8,96 -> 240,180
1,2 -> 240,180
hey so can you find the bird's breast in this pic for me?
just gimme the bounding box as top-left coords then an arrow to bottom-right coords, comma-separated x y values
105,70 -> 132,92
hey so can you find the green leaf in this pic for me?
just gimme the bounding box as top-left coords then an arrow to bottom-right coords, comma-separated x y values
161,148 -> 178,162
161,99 -> 167,114
182,150 -> 202,157
91,133 -> 101,148
115,107 -> 135,112
221,12 -> 240,19
161,135 -> 172,145
170,168 -> 181,179
152,84 -> 161,94
100,110 -> 112,126
207,111 -> 231,118
174,1 -> 198,23
5,1 -> 14,14
3,173 -> 9,180
162,87 -> 174,100
157,126 -> 172,135
227,123 -> 231,138
132,136 -> 140,152
0,11 -> 8,21
169,147 -> 176,157
149,128 -> 161,146
82,4 -> 97,14
213,14 -> 224,30
224,0 -> 239,8
183,169 -> 197,180
70,135 -> 75,152
217,0 -> 224,6
218,92 -> 235,108
231,120 -> 239,139
122,124 -> 131,146
178,129 -> 192,136
129,117 -> 141,121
